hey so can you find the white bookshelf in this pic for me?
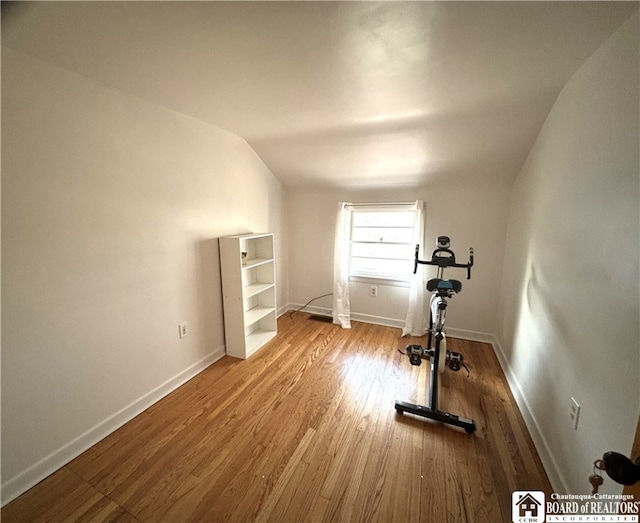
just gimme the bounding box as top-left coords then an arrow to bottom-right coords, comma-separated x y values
219,233 -> 277,359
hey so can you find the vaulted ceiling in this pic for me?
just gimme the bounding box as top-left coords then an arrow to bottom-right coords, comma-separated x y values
2,1 -> 637,189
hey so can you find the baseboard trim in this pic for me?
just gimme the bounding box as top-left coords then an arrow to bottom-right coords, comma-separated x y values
349,311 -> 405,329
490,336 -> 568,494
443,327 -> 496,344
1,345 -> 226,507
285,303 -> 406,329
277,304 -> 291,318
285,303 -> 331,318
284,304 -> 502,338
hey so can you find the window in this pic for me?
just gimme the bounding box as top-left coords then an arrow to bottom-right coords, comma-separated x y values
348,204 -> 418,282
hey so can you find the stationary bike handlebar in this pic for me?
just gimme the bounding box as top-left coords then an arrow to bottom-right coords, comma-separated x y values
413,244 -> 474,279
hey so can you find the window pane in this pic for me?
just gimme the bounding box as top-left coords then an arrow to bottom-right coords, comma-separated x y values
351,242 -> 414,260
351,257 -> 413,277
351,226 -> 414,244
351,210 -> 414,228
347,206 -> 418,281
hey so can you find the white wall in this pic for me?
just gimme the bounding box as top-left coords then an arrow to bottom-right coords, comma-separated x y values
288,181 -> 512,337
496,13 -> 639,494
1,48 -> 288,502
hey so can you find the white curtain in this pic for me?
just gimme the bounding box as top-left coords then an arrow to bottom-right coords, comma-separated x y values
402,201 -> 426,336
332,202 -> 351,328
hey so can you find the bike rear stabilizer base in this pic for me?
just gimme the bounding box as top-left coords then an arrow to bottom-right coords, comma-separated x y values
394,400 -> 476,433
395,339 -> 476,434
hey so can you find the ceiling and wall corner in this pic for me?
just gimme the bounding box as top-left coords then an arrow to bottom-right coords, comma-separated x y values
2,1 -> 636,189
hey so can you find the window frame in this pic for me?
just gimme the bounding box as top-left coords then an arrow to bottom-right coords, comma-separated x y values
346,203 -> 419,286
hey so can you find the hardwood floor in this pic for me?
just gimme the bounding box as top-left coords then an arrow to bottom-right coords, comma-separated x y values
2,314 -> 552,522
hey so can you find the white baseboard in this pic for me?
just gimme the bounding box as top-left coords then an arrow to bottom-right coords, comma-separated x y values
285,304 -> 500,336
490,336 -> 568,494
285,302 -> 332,318
1,345 -> 226,507
350,311 -> 405,329
285,303 -> 405,329
443,327 -> 496,344
277,304 -> 291,318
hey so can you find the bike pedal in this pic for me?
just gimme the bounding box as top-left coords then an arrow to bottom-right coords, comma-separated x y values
447,351 -> 463,372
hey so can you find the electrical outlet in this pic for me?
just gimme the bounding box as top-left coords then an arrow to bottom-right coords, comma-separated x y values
369,285 -> 378,297
570,397 -> 581,430
178,321 -> 188,339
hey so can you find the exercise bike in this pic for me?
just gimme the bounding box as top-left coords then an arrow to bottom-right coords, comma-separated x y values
395,236 -> 476,433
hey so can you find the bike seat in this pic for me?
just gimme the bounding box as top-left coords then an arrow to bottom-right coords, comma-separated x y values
427,278 -> 462,293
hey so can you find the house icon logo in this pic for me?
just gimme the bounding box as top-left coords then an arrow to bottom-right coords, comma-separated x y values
512,491 -> 545,523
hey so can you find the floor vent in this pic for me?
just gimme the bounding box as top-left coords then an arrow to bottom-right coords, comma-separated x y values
308,314 -> 333,323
